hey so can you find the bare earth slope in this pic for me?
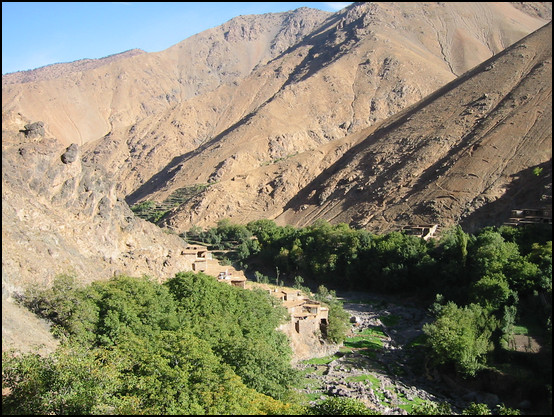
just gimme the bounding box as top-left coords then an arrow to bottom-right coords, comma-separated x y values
3,3 -> 549,208
1,132 -> 195,352
2,7 -> 330,146
276,22 -> 552,234
143,3 -> 551,232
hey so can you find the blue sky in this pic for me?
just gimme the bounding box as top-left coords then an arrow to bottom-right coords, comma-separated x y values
2,2 -> 352,74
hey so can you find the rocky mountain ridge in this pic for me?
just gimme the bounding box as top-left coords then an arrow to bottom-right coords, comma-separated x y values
276,21 -> 552,234
114,2 -> 550,233
2,7 -> 330,146
1,49 -> 147,83
99,2 -> 551,206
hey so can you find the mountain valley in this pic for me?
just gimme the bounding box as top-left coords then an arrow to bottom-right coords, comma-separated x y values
2,3 -> 552,412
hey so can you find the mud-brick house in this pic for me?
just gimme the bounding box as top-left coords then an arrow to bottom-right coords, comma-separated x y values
283,299 -> 306,316
402,224 -> 439,241
293,300 -> 329,336
267,288 -> 329,336
505,208 -> 552,226
217,270 -> 247,289
181,244 -> 212,272
180,244 -> 247,287
271,288 -> 303,302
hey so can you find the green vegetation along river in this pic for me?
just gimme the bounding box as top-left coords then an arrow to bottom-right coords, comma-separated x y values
294,293 -> 529,414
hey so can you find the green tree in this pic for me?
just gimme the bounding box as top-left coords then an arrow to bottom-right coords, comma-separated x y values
312,285 -> 349,344
236,240 -> 250,259
113,330 -> 283,415
423,302 -> 496,377
164,272 -> 298,399
4,272 -> 303,415
507,241 -> 552,296
470,230 -> 520,277
470,272 -> 513,313
2,334 -> 297,415
290,238 -> 305,270
2,345 -> 124,415
215,218 -> 252,247
326,302 -> 350,344
496,403 -> 521,415
275,246 -> 292,272
254,270 -> 269,283
532,166 -> 543,176
246,219 -> 294,248
293,275 -> 305,289
89,275 -> 179,347
20,273 -> 100,344
462,402 -> 492,415
456,225 -> 469,267
187,224 -> 203,239
202,228 -> 222,247
314,284 -> 336,300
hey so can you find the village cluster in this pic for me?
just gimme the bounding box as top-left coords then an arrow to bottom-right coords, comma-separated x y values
182,244 -> 329,337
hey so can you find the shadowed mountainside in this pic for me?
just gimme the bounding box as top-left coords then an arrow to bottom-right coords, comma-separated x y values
3,3 -> 549,208
275,22 -> 552,234
147,8 -> 552,233
116,2 -> 550,205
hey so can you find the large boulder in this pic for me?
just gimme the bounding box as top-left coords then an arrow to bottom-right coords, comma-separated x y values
22,121 -> 45,138
61,143 -> 79,164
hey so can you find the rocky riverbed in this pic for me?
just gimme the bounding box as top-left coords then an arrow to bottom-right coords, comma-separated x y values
293,293 -> 503,414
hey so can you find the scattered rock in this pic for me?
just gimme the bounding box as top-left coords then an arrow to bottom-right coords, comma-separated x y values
294,294 -> 520,414
61,143 -> 79,164
350,315 -> 361,324
21,121 -> 45,139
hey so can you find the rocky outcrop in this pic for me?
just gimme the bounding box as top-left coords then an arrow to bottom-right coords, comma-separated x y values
21,121 -> 45,139
3,136 -> 194,293
2,133 -> 194,352
61,143 -> 79,164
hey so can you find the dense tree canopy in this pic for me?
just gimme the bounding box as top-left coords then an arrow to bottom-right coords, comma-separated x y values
202,219 -> 551,379
423,301 -> 496,376
4,219 -> 551,414
5,272 -> 303,414
164,272 -> 296,398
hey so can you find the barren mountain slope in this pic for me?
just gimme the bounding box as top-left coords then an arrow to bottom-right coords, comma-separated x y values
1,132 -> 195,352
276,22 -> 552,234
1,7 -> 330,146
2,49 -> 147,83
125,2 -> 550,231
4,4 -> 548,203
